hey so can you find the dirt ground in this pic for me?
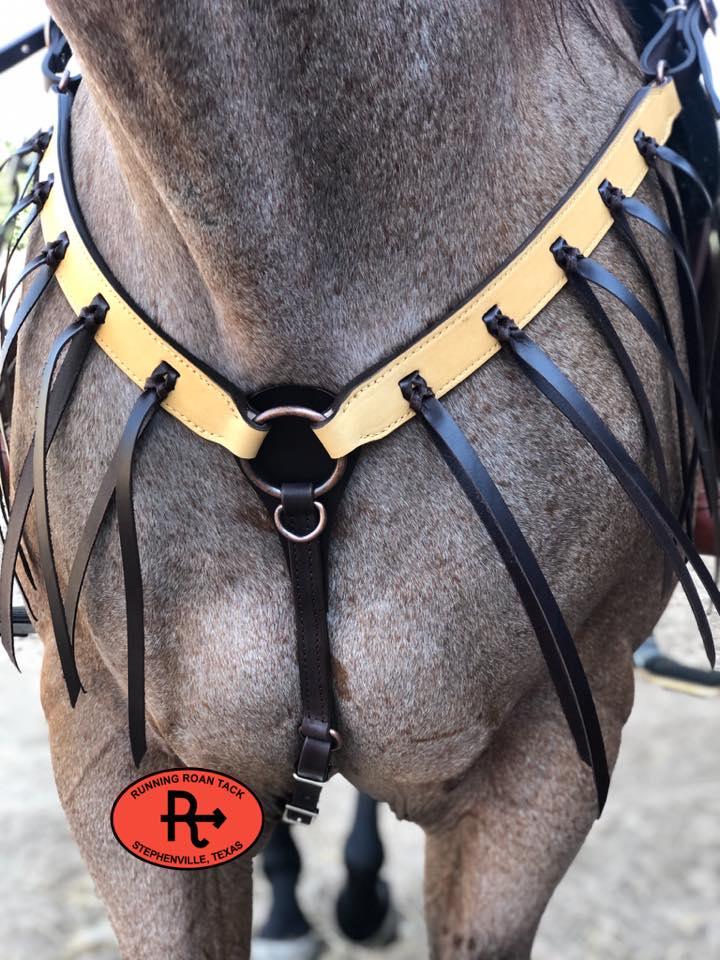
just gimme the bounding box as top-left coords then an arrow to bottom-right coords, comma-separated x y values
1,584 -> 719,960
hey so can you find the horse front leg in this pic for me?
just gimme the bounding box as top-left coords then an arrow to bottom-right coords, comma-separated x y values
422,676 -> 629,960
40,630 -> 255,960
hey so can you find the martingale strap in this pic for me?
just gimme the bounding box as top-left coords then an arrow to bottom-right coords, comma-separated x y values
281,483 -> 337,825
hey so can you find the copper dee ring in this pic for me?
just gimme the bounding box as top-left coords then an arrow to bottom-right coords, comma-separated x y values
239,405 -> 347,543
274,500 -> 327,543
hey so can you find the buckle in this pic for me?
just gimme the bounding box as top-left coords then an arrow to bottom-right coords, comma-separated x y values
282,803 -> 318,825
292,770 -> 325,788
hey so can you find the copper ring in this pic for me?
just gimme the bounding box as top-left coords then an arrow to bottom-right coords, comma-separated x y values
239,405 -> 347,499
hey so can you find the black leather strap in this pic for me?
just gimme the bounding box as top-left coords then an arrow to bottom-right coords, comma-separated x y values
638,0 -> 719,116
0,256 -> 57,520
687,1 -> 720,115
601,182 -> 706,397
281,482 -> 335,825
1,205 -> 44,304
636,131 -> 715,214
0,237 -> 68,373
0,27 -> 45,76
552,241 -> 719,539
32,298 -> 107,704
484,312 -> 719,666
0,319 -> 99,666
62,391 -> 167,650
639,0 -> 695,78
398,371 -> 610,812
0,131 -> 51,179
42,20 -> 73,87
1,177 -> 53,232
566,273 -> 671,510
115,366 -> 178,766
594,204 -> 691,505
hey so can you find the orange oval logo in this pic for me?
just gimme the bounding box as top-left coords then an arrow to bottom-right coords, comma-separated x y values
111,768 -> 264,870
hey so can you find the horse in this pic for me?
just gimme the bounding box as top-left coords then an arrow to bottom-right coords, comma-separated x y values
5,0 -> 707,956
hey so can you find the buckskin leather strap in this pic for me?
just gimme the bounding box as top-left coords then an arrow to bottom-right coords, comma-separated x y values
280,482 -> 336,825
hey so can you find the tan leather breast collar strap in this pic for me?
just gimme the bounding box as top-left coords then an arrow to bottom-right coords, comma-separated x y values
40,79 -> 681,464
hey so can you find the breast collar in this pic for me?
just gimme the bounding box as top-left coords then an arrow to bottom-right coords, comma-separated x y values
40,78 -> 680,461
4,24 -> 720,828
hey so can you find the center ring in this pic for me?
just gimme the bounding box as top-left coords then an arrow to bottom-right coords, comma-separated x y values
239,405 -> 347,498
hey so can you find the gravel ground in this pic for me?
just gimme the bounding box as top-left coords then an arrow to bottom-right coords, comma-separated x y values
1,584 -> 719,960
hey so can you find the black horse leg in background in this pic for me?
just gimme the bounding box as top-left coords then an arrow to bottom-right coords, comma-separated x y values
336,793 -> 397,945
257,792 -> 396,949
257,822 -> 313,943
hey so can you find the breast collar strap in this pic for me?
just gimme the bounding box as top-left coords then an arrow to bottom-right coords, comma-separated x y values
40,77 -> 681,464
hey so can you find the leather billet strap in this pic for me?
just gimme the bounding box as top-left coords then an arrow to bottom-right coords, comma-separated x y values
39,78 -> 681,463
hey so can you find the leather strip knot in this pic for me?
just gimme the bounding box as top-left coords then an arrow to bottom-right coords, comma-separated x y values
598,179 -> 626,214
399,371 -> 435,412
483,306 -> 524,343
30,130 -> 53,156
551,237 -> 584,273
78,294 -> 108,328
31,176 -> 54,209
144,361 -> 179,400
43,232 -> 69,269
14,129 -> 52,159
635,131 -> 659,164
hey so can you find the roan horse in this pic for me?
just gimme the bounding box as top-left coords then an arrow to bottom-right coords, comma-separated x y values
5,0 -> 713,957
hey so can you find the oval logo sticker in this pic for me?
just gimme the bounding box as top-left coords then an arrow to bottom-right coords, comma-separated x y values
111,768 -> 264,870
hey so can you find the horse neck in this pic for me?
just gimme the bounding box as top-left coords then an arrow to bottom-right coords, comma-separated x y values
52,0 -> 638,393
